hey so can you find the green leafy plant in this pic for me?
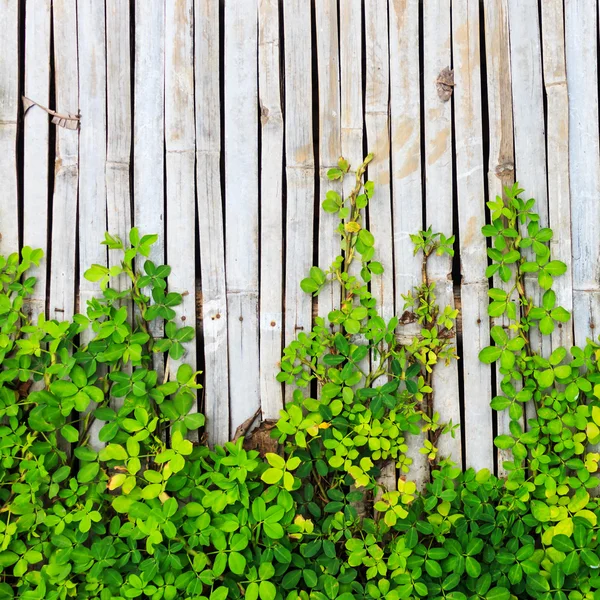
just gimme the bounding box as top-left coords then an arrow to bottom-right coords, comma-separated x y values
4,167 -> 600,600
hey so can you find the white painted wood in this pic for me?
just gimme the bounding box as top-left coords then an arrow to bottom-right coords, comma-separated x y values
389,0 -> 427,487
483,0 -> 517,477
452,0 -> 493,472
339,0 -> 369,385
49,0 -> 79,321
77,0 -> 107,450
134,0 -> 165,381
196,0 -> 229,445
422,0 -> 461,471
508,0 -> 550,365
259,0 -> 284,421
283,0 -> 315,403
106,0 -> 132,294
0,0 -> 19,255
339,0 -> 364,201
541,0 -> 573,352
365,0 -> 395,494
166,0 -> 198,438
565,1 -> 600,346
316,0 -> 341,324
78,0 -> 107,322
225,0 -> 260,433
23,0 -> 51,320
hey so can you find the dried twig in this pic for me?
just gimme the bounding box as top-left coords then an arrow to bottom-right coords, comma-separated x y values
22,96 -> 80,130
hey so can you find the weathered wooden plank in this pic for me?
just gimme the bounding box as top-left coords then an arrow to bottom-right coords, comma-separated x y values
166,0 -> 198,437
339,1 -> 363,197
389,0 -> 427,487
0,0 -> 19,255
452,0 -> 493,472
196,0 -> 229,446
134,0 -> 165,381
422,0 -> 461,470
106,0 -> 132,293
78,0 -> 107,319
565,1 -> 600,346
483,0 -> 517,477
541,0 -> 573,351
508,0 -> 550,363
49,0 -> 79,321
365,0 -> 395,494
77,0 -> 107,449
225,0 -> 260,433
283,0 -> 315,402
339,0 -> 369,386
23,0 -> 51,319
316,0 -> 341,323
259,0 -> 284,421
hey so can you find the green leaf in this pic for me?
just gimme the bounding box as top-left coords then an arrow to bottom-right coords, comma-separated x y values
259,581 -> 277,600
60,424 -> 79,443
229,551 -> 247,575
78,461 -> 100,483
479,346 -> 502,364
261,468 -> 283,485
300,278 -> 319,294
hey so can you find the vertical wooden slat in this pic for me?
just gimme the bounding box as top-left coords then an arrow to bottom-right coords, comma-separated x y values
541,1 -> 573,351
49,0 -> 79,321
224,1 -> 260,432
365,0 -> 395,493
483,0 -> 517,477
422,1 -> 461,469
106,0 -> 132,289
452,0 -> 493,472
165,0 -> 198,433
23,0 -> 51,318
508,0 -> 550,366
259,0 -> 284,421
565,1 -> 600,347
389,0 -> 427,487
134,0 -> 165,380
316,0 -> 341,324
78,0 -> 107,316
0,0 -> 19,255
78,0 -> 107,450
339,1 -> 363,204
339,0 -> 369,383
283,0 -> 315,402
195,0 -> 229,445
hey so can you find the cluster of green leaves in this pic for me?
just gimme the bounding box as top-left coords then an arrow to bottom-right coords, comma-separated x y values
5,167 -> 600,600
275,154 -> 459,494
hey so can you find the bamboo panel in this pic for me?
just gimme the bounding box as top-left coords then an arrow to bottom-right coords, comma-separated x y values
283,0 -> 315,402
106,0 -> 132,294
483,0 -> 517,478
224,1 -> 260,433
165,0 -> 198,437
541,0 -> 573,352
565,1 -> 600,347
49,0 -> 79,322
259,0 -> 285,421
0,0 -> 19,255
365,0 -> 394,493
134,0 -> 165,382
452,0 -> 494,472
195,0 -> 229,445
316,0 -> 341,324
390,0 -> 427,487
422,0 -> 461,471
23,0 -> 51,320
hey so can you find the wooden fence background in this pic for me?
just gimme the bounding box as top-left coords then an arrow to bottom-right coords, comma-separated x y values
0,0 -> 598,487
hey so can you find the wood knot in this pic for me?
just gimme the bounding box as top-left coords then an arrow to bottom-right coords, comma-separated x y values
495,162 -> 515,178
436,67 -> 454,102
270,321 -> 276,327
